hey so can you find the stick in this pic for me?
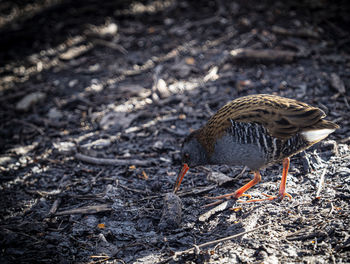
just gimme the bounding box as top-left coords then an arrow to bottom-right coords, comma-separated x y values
48,198 -> 61,216
177,185 -> 217,197
119,183 -> 148,194
232,166 -> 247,181
55,204 -> 112,215
12,119 -> 45,135
157,223 -> 269,264
328,202 -> 334,217
271,25 -> 319,38
198,201 -> 230,222
230,48 -> 299,62
75,152 -> 154,166
93,39 -> 128,54
139,185 -> 216,201
315,167 -> 327,199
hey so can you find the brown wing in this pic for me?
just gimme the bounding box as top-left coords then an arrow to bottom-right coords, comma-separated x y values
197,94 -> 337,153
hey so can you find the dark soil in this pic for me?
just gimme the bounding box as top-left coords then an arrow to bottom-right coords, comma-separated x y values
1,0 -> 350,263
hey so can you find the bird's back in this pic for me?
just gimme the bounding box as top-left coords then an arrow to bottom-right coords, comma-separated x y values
195,94 -> 339,168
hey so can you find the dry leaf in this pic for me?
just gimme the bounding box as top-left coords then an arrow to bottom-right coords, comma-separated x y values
185,57 -> 195,65
97,223 -> 105,229
141,170 -> 148,180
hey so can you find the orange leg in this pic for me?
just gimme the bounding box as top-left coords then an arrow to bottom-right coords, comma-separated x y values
206,158 -> 293,206
240,158 -> 292,203
207,171 -> 261,203
278,157 -> 292,200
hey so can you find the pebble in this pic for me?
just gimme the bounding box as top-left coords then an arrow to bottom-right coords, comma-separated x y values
53,141 -> 77,155
207,171 -> 233,185
16,92 -> 46,111
47,108 -> 63,120
330,73 -> 346,94
158,193 -> 182,231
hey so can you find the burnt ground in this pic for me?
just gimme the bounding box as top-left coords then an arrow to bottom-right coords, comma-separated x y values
1,0 -> 350,263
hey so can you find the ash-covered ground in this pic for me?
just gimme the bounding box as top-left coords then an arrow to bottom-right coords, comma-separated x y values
1,0 -> 350,263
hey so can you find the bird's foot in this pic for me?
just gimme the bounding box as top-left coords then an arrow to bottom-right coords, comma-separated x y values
207,192 -> 251,200
204,193 -> 251,208
238,192 -> 292,203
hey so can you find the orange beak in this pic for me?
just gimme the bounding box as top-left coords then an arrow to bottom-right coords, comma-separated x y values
173,163 -> 189,193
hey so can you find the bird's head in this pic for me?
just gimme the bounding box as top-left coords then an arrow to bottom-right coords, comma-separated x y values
173,130 -> 208,193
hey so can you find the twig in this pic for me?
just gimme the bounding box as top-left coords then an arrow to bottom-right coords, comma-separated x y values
47,198 -> 62,217
139,186 -> 217,201
177,185 -> 217,197
230,48 -> 300,62
234,166 -> 247,181
198,201 -> 231,222
55,204 -> 112,215
286,231 -> 327,241
204,103 -> 214,116
12,118 -> 45,135
328,202 -> 335,217
271,25 -> 319,38
162,127 -> 187,137
92,38 -> 128,54
75,152 -> 154,166
118,183 -> 148,195
315,167 -> 327,199
157,223 -> 269,264
344,96 -> 350,110
89,255 -> 112,264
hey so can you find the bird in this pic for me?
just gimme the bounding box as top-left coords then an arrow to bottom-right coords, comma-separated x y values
173,94 -> 339,203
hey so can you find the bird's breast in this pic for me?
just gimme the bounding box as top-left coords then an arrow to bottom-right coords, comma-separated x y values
208,120 -> 310,170
209,121 -> 268,170
210,136 -> 266,170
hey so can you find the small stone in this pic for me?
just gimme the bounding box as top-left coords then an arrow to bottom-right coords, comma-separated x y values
204,66 -> 219,82
330,73 -> 346,94
47,108 -> 63,120
153,141 -> 163,151
68,79 -> 79,88
59,44 -> 93,60
16,92 -> 46,111
158,193 -> 182,231
99,111 -> 138,131
99,22 -> 118,36
81,138 -> 112,150
164,18 -> 174,25
156,79 -> 171,98
207,171 -> 233,185
53,141 -> 76,155
0,156 -> 15,166
171,61 -> 192,78
118,84 -> 149,97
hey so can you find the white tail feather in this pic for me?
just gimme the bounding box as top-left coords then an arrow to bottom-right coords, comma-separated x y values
301,129 -> 336,143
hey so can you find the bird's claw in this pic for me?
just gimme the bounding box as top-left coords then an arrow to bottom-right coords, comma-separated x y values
238,192 -> 293,203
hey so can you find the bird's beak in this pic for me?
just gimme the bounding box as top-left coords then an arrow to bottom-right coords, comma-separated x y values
173,163 -> 189,193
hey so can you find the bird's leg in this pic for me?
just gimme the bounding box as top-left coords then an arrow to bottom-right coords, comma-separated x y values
207,171 -> 261,201
278,157 -> 292,200
239,157 -> 292,203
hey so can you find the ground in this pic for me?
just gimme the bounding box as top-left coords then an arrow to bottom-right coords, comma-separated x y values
1,0 -> 350,263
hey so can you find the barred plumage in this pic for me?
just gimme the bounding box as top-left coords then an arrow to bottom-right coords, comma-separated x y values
225,120 -> 310,167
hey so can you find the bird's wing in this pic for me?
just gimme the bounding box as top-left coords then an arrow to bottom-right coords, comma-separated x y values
203,94 -> 334,140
